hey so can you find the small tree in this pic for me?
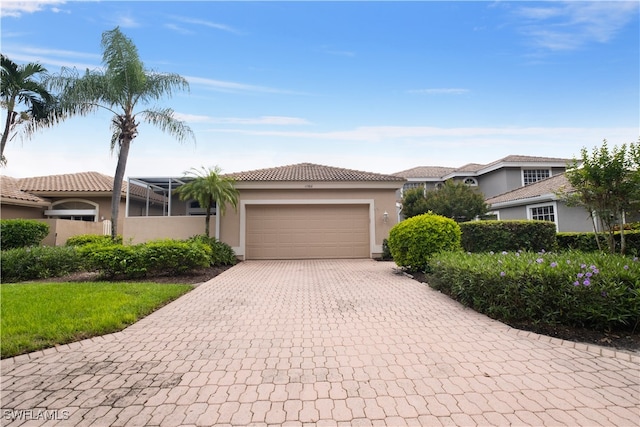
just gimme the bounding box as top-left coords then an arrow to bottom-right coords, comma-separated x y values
401,179 -> 488,221
174,166 -> 239,237
1,54 -> 63,165
565,139 -> 640,254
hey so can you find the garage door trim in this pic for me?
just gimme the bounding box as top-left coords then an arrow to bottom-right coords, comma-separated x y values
237,199 -> 376,259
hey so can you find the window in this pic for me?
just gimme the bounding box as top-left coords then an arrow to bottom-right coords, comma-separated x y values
530,205 -> 555,222
403,182 -> 424,191
186,200 -> 216,216
463,177 -> 478,186
522,169 -> 550,185
45,199 -> 99,222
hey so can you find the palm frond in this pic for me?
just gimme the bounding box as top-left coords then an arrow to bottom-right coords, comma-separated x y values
139,108 -> 195,143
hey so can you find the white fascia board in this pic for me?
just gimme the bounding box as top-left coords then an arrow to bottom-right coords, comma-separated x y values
233,181 -> 405,190
489,193 -> 559,209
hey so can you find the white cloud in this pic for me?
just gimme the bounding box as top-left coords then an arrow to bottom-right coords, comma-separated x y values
408,88 -> 470,95
185,75 -> 304,95
169,16 -> 244,35
164,24 -> 195,36
0,0 -> 66,17
175,114 -> 311,126
515,1 -> 639,51
115,13 -> 140,29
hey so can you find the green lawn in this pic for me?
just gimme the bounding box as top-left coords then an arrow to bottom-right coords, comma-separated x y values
1,282 -> 192,359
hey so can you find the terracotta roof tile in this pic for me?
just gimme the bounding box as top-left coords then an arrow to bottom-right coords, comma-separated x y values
1,176 -> 49,204
486,173 -> 574,205
392,166 -> 455,179
227,163 -> 405,182
12,172 -> 163,202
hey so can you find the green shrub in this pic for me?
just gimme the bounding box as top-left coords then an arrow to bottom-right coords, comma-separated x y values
78,243 -> 147,279
428,250 -> 640,331
66,234 -> 122,246
1,246 -> 84,283
142,239 -> 212,275
78,239 -> 212,279
186,235 -> 237,266
387,213 -> 461,272
381,238 -> 392,261
1,219 -> 49,249
557,230 -> 640,255
460,220 -> 557,253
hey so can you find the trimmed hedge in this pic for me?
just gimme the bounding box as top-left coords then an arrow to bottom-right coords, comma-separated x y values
78,239 -> 211,279
460,220 -> 557,253
557,230 -> 640,255
1,219 -> 49,249
1,246 -> 84,283
66,234 -> 122,246
388,213 -> 461,272
428,250 -> 640,331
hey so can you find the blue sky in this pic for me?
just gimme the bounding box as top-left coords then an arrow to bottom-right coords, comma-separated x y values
1,0 -> 638,179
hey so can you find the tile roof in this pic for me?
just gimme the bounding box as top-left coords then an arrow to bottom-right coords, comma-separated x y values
1,176 -> 50,204
227,163 -> 406,182
486,173 -> 574,205
5,172 -> 163,202
392,166 -> 455,179
394,155 -> 574,180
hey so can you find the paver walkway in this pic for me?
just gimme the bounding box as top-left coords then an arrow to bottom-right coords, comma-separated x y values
1,259 -> 638,426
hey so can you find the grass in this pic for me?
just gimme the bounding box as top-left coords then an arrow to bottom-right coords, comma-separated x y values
1,282 -> 192,359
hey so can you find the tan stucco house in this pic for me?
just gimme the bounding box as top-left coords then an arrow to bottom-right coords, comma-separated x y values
2,164 -> 406,259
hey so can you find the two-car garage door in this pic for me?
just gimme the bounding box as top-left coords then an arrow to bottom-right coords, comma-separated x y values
245,204 -> 370,259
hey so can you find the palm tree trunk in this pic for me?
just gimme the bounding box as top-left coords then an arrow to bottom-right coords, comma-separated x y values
111,138 -> 131,242
1,99 -> 16,160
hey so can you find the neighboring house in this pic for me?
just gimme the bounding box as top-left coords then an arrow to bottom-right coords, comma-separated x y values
127,163 -> 406,260
485,173 -> 594,232
0,172 -> 166,245
394,155 -> 572,199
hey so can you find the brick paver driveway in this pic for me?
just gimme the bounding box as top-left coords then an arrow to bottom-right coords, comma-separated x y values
1,260 -> 638,426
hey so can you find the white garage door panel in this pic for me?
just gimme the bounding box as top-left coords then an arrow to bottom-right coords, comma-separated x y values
246,204 -> 369,259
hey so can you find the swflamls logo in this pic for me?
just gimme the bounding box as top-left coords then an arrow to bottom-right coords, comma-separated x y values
2,409 -> 70,421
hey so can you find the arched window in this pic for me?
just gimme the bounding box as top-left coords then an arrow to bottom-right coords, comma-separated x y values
463,177 -> 478,186
45,199 -> 99,222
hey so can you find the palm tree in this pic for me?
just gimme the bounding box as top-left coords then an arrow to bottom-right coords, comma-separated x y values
1,54 -> 62,165
49,27 -> 194,241
174,166 -> 239,237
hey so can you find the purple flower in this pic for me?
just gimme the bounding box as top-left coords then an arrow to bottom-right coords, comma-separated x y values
502,251 -> 508,255
592,268 -> 599,274
601,291 -> 608,297
515,252 -> 520,257
590,265 -> 597,271
536,258 -> 544,264
550,262 -> 558,268
500,272 -> 506,277
581,264 -> 587,269
623,265 -> 629,270
583,279 -> 591,286
573,281 -> 580,286
577,273 -> 584,278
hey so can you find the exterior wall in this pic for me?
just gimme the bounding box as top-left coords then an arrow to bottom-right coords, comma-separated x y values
0,204 -> 46,219
220,187 -> 399,259
494,206 -> 526,221
37,219 -> 105,246
123,216 -> 214,244
556,203 -> 594,232
477,168 -> 522,199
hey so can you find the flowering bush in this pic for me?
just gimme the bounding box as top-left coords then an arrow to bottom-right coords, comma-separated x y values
427,250 -> 639,331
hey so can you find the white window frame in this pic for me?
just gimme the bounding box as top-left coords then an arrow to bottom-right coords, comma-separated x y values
463,177 -> 478,186
45,199 -> 99,222
527,201 -> 558,230
522,168 -> 551,186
